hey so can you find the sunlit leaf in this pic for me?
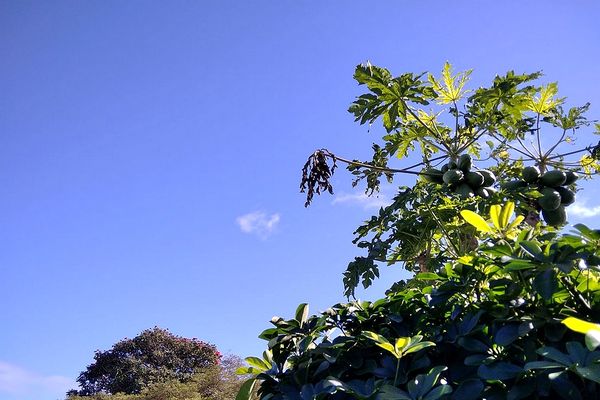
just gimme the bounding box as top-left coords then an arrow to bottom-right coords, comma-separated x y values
460,210 -> 493,233
525,82 -> 564,115
489,205 -> 502,231
428,62 -> 472,104
562,317 -> 600,335
499,202 -> 515,230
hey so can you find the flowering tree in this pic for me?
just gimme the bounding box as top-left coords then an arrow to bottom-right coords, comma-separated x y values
70,327 -> 220,395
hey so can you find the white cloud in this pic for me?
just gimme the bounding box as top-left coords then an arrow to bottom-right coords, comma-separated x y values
570,202 -> 600,218
236,211 -> 280,239
0,361 -> 74,398
332,192 -> 391,210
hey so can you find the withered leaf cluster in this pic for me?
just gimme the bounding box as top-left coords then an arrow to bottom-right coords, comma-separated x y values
300,150 -> 337,207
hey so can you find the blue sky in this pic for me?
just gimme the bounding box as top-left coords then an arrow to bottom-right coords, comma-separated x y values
2,2 -> 600,399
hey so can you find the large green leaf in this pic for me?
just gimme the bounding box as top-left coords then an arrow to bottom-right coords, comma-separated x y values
460,210 -> 493,233
451,379 -> 484,400
375,385 -> 411,400
295,303 -> 309,327
235,378 -> 256,400
478,362 -> 523,380
532,269 -> 558,301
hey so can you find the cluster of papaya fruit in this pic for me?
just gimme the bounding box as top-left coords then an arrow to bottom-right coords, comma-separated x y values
422,154 -> 496,198
503,166 -> 578,226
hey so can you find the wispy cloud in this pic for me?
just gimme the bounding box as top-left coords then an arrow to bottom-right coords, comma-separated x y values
570,202 -> 600,218
0,361 -> 74,398
332,192 -> 391,210
236,211 -> 280,239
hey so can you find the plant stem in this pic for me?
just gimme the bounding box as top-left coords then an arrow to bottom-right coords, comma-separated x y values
394,357 -> 401,386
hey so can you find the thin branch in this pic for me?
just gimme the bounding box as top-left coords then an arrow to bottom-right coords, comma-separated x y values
536,113 -> 543,158
322,150 -> 447,176
546,145 -> 592,161
515,135 -> 539,160
543,128 -> 568,159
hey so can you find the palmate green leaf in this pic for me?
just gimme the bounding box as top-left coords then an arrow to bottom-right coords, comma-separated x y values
428,62 -> 472,104
460,210 -> 493,233
525,82 -> 565,115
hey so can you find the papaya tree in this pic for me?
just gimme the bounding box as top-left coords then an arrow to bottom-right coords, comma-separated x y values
238,63 -> 600,400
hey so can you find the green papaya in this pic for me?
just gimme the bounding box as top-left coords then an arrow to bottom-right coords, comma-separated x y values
555,186 -> 576,206
422,168 -> 444,184
465,171 -> 485,189
479,170 -> 496,187
443,169 -> 464,185
501,180 -> 527,190
455,183 -> 475,199
538,187 -> 561,211
441,163 -> 449,173
476,187 -> 490,198
522,166 -> 541,183
447,160 -> 458,170
564,171 -> 579,185
542,205 -> 567,226
457,154 -> 473,172
539,170 -> 567,187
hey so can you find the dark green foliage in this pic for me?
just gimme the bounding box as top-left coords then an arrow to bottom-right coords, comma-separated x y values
70,327 -> 220,396
244,227 -> 600,399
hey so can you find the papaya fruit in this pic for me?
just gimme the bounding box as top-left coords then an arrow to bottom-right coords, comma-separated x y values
479,170 -> 496,187
564,171 -> 579,185
455,183 -> 475,198
422,168 -> 444,184
555,186 -> 576,206
522,166 -> 541,183
540,170 -> 567,187
501,180 -> 527,190
538,187 -> 561,211
457,154 -> 472,172
447,160 -> 458,170
465,171 -> 485,189
443,169 -> 464,185
476,187 -> 490,198
542,205 -> 567,226
441,163 -> 449,173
